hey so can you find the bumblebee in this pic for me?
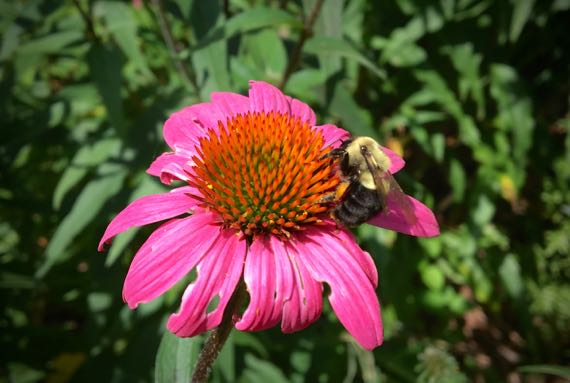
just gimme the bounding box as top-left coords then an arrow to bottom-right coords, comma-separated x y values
326,136 -> 413,227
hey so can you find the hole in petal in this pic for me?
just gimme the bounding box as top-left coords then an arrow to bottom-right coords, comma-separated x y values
207,295 -> 220,314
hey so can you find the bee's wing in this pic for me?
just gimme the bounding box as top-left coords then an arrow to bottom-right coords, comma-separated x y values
361,149 -> 417,225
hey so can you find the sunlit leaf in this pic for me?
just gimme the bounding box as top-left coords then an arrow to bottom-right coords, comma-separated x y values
304,36 -> 386,79
38,164 -> 127,277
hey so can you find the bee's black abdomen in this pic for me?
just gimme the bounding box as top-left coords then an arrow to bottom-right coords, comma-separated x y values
335,184 -> 383,227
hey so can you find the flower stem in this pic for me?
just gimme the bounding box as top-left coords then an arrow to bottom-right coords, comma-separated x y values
190,281 -> 246,383
150,0 -> 201,97
279,0 -> 325,89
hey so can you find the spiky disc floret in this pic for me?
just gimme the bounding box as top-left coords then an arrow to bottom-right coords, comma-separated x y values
190,111 -> 340,238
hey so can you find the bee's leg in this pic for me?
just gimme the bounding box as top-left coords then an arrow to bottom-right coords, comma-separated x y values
318,192 -> 337,203
321,148 -> 345,160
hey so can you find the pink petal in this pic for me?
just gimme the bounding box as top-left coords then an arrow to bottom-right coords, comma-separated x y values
122,211 -> 223,308
381,146 -> 405,174
287,96 -> 316,126
98,187 -> 199,251
295,227 -> 383,350
211,92 -> 250,117
314,124 -> 350,149
367,194 -> 440,237
163,107 -> 207,156
167,229 -> 246,337
249,80 -> 290,115
281,242 -> 323,333
146,152 -> 192,184
236,236 -> 295,331
326,229 -> 378,287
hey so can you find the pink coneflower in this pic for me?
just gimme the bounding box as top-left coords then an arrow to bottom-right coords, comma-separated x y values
98,81 -> 439,350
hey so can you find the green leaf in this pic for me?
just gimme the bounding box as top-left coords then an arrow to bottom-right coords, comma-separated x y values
472,194 -> 495,226
87,43 -> 124,135
38,164 -> 127,277
304,0 -> 344,77
239,354 -> 289,383
155,331 -> 202,383
95,1 -> 153,79
239,29 -> 287,82
197,7 -> 302,49
414,69 -> 480,146
421,264 -> 445,291
449,159 -> 466,202
518,365 -> 570,378
193,41 -> 231,97
329,82 -> 377,138
510,0 -> 535,42
304,36 -> 386,79
490,64 -> 535,184
17,30 -> 83,55
53,138 -> 121,210
442,43 -> 485,119
431,133 -> 445,163
499,254 -> 524,299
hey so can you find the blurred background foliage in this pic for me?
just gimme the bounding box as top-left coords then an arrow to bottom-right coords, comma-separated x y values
1,0 -> 569,382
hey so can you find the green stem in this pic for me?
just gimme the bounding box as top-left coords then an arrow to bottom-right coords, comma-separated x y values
151,0 -> 201,97
190,281 -> 246,383
279,0 -> 325,89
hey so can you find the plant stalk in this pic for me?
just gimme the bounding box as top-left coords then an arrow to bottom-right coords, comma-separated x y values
190,281 -> 246,383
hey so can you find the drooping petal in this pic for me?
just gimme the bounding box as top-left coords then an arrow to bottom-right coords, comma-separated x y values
211,92 -> 251,117
367,194 -> 440,237
325,229 -> 378,287
249,80 -> 290,115
98,187 -> 199,251
381,146 -> 405,174
295,227 -> 383,350
146,152 -> 192,184
281,242 -> 323,333
314,124 -> 350,149
167,229 -> 246,337
122,211 -> 222,308
287,96 -> 316,126
236,236 -> 295,331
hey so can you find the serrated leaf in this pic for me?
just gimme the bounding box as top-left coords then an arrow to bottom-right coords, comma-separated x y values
38,164 -> 127,277
155,331 -> 202,383
304,36 -> 385,79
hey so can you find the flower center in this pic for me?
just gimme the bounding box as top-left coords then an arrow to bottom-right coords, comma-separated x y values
190,111 -> 340,238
